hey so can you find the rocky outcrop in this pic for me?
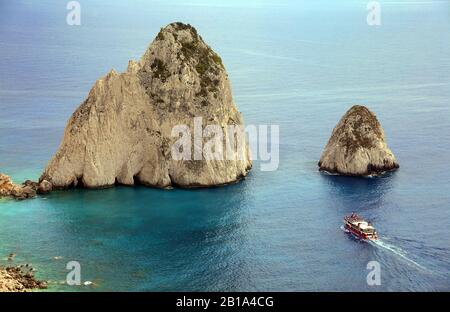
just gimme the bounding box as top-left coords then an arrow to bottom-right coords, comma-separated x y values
40,22 -> 252,189
0,265 -> 47,292
0,174 -> 52,200
0,174 -> 35,200
0,174 -> 20,197
12,186 -> 36,200
37,180 -> 52,194
318,105 -> 399,176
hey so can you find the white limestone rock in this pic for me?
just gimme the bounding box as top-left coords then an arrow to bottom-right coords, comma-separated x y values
41,22 -> 252,189
318,105 -> 399,176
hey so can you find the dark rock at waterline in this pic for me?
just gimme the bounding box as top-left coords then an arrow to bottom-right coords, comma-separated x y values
37,180 -> 52,194
7,253 -> 16,261
22,180 -> 39,189
11,185 -> 36,200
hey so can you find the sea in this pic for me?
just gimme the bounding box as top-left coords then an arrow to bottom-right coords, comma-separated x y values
0,0 -> 449,291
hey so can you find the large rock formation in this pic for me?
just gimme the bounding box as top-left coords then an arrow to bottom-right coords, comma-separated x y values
318,105 -> 399,176
40,22 -> 252,189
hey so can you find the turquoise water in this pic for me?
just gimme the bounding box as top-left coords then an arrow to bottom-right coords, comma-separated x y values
1,0 -> 450,291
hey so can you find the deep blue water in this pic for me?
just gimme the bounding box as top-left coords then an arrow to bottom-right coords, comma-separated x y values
1,0 -> 450,291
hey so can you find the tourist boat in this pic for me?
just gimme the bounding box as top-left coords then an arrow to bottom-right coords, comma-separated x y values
344,213 -> 378,240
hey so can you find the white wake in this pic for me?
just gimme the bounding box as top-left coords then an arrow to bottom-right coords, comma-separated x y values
341,226 -> 431,272
368,239 -> 430,272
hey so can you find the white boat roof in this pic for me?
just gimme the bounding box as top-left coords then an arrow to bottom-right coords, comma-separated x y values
350,221 -> 374,229
359,223 -> 370,229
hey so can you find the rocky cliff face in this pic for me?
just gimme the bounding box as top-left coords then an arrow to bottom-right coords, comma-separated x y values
318,105 -> 399,176
40,22 -> 252,189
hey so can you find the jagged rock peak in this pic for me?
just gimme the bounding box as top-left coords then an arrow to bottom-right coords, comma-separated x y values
318,105 -> 399,176
141,22 -> 224,71
137,22 -> 227,115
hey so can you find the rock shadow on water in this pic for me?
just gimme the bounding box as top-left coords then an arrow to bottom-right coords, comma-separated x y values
34,179 -> 254,291
319,170 -> 398,214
